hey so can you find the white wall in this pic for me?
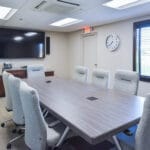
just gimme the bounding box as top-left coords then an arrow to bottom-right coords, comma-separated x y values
68,16 -> 150,97
1,16 -> 150,96
0,32 -> 69,78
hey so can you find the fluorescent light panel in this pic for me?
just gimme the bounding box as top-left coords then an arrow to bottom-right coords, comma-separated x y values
103,0 -> 138,8
103,0 -> 150,9
0,5 -> 17,20
50,18 -> 82,27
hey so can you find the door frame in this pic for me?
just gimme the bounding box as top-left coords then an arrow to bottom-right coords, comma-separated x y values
81,32 -> 98,68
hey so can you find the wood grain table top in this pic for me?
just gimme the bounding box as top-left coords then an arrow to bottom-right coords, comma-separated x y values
25,77 -> 145,144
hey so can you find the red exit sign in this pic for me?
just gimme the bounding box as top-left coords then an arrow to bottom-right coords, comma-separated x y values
83,26 -> 93,33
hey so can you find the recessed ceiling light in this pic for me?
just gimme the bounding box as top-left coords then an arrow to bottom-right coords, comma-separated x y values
50,18 -> 83,27
103,0 -> 150,9
0,5 -> 17,20
14,36 -> 23,41
25,32 -> 38,37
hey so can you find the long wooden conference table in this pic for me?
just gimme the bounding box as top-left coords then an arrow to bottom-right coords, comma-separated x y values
25,77 -> 145,150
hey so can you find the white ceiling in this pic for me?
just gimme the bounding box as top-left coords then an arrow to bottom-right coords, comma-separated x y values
0,0 -> 150,32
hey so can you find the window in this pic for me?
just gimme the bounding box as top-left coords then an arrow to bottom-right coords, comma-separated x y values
133,20 -> 150,82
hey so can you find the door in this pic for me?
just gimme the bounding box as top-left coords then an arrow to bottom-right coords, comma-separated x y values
82,33 -> 97,83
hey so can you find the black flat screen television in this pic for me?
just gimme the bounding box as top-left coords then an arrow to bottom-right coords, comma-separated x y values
0,28 -> 45,58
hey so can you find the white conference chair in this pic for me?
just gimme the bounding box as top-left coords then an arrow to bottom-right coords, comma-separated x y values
92,69 -> 109,89
8,75 -> 25,125
74,66 -> 89,83
2,71 -> 12,111
27,65 -> 45,79
1,71 -> 13,128
6,75 -> 25,149
27,65 -> 60,126
20,81 -> 69,150
114,70 -> 139,95
114,70 -> 139,148
117,94 -> 150,150
27,64 -> 50,116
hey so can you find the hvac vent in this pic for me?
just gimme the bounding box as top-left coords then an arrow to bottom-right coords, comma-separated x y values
44,3 -> 79,14
57,0 -> 80,7
34,0 -> 47,9
34,0 -> 81,14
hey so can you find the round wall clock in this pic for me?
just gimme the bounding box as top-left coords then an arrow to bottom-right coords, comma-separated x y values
106,34 -> 120,51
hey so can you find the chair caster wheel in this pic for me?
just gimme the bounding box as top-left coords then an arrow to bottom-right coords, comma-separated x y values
7,143 -> 11,149
12,129 -> 17,134
1,123 -> 5,128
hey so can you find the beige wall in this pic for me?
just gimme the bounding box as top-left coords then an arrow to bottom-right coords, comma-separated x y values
1,16 -> 150,96
68,16 -> 150,96
0,32 -> 69,78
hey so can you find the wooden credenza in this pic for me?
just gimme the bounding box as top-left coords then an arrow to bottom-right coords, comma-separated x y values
0,69 -> 54,97
7,69 -> 27,78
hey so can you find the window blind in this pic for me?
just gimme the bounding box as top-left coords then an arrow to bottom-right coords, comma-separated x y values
135,25 -> 150,79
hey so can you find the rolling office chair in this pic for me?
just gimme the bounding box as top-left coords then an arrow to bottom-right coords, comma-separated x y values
74,66 -> 89,83
27,64 -> 50,117
27,65 -> 45,79
117,94 -> 150,150
113,70 -> 139,148
1,71 -> 13,127
92,69 -> 109,89
114,70 -> 139,95
27,64 -> 60,126
19,81 -> 68,150
6,75 -> 25,149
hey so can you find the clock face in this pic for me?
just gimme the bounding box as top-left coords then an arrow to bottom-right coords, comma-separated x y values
106,34 -> 120,51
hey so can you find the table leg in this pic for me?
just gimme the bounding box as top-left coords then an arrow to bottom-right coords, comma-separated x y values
48,120 -> 61,128
112,135 -> 122,150
56,126 -> 70,147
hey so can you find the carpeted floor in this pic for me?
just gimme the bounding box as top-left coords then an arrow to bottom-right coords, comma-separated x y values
0,98 -> 28,150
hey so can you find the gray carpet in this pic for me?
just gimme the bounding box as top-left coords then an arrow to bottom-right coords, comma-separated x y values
0,98 -> 28,150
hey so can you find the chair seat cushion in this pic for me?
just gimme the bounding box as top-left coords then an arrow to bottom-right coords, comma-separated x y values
117,125 -> 137,149
47,123 -> 65,147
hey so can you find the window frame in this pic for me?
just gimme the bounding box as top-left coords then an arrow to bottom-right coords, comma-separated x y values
133,20 -> 150,82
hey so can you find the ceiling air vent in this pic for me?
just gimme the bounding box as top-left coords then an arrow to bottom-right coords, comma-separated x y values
35,0 -> 47,9
57,0 -> 80,7
34,0 -> 81,15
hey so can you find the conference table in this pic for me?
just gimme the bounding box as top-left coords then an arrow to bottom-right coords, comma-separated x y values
25,77 -> 145,150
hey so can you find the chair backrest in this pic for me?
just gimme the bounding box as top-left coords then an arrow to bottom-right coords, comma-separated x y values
114,70 -> 139,95
92,69 -> 109,88
27,65 -> 45,79
74,66 -> 89,83
20,81 -> 47,150
8,75 -> 24,125
2,71 -> 12,111
135,94 -> 150,150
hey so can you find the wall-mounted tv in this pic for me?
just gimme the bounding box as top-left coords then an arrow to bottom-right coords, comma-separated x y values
0,28 -> 45,58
